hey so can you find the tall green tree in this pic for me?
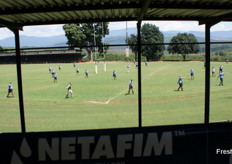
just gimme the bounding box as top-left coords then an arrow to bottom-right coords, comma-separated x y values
141,23 -> 165,61
63,23 -> 109,61
167,33 -> 200,60
127,34 -> 138,60
127,23 -> 165,61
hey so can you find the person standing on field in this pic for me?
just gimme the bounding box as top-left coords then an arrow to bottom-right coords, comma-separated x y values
145,61 -> 148,66
65,82 -> 73,98
218,71 -> 225,86
177,75 -> 185,91
53,73 -> 58,83
127,79 -> 134,95
51,69 -> 55,78
76,68 -> 79,75
219,65 -> 223,73
190,69 -> 194,80
212,66 -> 215,77
7,82 -> 14,98
85,69 -> 89,78
113,70 -> 117,80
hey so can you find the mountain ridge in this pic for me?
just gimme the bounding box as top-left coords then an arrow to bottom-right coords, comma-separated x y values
1,28 -> 232,48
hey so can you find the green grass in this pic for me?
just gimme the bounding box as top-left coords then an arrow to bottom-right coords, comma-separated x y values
0,61 -> 232,132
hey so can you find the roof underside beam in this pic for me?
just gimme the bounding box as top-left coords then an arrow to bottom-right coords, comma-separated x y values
0,3 -> 142,15
137,0 -> 152,22
1,16 -> 232,28
149,2 -> 232,10
7,16 -> 230,27
199,12 -> 232,26
9,17 -> 138,27
0,18 -> 23,31
0,1 -> 231,28
1,1 -> 231,16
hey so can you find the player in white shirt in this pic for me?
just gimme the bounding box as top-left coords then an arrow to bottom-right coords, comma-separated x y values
76,68 -> 79,75
65,82 -> 73,98
7,82 -> 14,98
127,79 -> 134,94
212,66 -> 215,77
85,70 -> 89,78
53,73 -> 58,83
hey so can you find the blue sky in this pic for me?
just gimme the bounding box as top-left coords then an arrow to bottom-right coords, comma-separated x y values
0,21 -> 231,40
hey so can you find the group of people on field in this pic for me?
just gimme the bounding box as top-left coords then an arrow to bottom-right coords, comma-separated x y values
5,60 -> 227,99
177,64 -> 225,91
65,63 -> 136,98
49,66 -> 58,83
177,68 -> 195,91
50,63 -> 130,99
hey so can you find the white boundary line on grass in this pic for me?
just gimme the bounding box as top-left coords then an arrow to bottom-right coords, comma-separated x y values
84,90 -> 126,104
105,90 -> 126,104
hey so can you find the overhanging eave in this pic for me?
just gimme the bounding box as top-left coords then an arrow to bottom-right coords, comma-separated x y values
0,18 -> 23,32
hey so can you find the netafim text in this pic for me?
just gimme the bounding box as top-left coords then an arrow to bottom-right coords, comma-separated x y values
38,132 -> 173,161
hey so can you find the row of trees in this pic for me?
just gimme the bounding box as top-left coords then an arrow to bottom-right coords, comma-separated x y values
63,23 -> 200,61
127,24 -> 200,61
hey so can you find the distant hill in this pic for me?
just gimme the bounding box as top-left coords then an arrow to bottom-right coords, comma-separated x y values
0,28 -> 232,48
122,28 -> 232,40
0,35 -> 68,48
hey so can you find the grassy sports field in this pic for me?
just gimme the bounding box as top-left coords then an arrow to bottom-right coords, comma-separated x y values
0,61 -> 231,132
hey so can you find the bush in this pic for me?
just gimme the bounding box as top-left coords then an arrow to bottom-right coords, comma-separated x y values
82,57 -> 90,62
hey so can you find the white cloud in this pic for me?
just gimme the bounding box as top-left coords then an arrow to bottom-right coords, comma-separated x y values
211,22 -> 232,31
21,24 -> 65,37
109,21 -> 137,30
109,21 -> 232,32
0,28 -> 14,40
145,21 -> 205,31
109,21 -> 205,31
0,24 -> 65,40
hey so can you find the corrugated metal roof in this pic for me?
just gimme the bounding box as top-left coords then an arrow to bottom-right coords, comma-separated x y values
0,0 -> 232,29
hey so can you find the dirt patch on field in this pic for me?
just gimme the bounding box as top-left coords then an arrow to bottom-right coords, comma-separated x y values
82,101 -> 108,104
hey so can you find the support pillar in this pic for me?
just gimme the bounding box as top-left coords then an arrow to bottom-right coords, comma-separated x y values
14,29 -> 26,133
137,22 -> 142,128
205,24 -> 211,124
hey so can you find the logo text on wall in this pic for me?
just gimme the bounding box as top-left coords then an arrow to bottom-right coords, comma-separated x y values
11,131 -> 173,163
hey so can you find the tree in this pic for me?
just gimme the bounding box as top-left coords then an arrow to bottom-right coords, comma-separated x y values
127,23 -> 165,61
127,34 -> 138,60
63,23 -> 109,61
141,23 -> 165,61
167,33 -> 200,60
